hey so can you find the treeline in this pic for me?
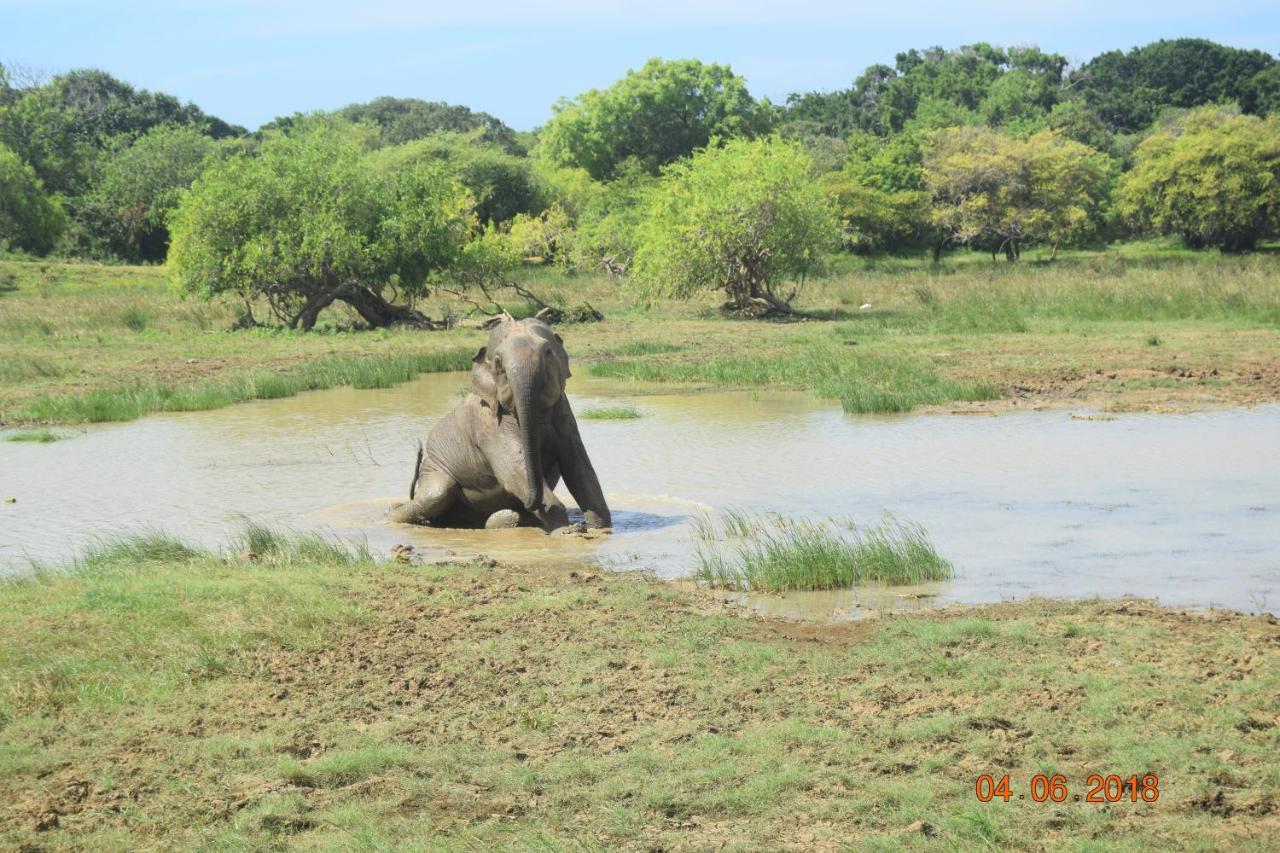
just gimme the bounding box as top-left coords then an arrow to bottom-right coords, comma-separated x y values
2,38 -> 1279,298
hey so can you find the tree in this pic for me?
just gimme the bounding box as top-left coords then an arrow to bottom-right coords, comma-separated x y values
367,131 -> 544,226
334,97 -> 522,153
537,58 -> 774,181
0,142 -> 67,254
1073,39 -> 1275,132
80,124 -> 218,261
1242,65 -> 1280,117
924,127 -> 1112,260
1119,107 -> 1280,252
631,136 -> 838,315
168,123 -> 475,330
822,132 -> 930,253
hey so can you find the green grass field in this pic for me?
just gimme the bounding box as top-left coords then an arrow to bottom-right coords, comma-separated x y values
3,244 -> 1279,424
0,535 -> 1275,848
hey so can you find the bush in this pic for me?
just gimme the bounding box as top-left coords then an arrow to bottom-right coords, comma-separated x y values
1119,107 -> 1280,252
924,127 -> 1113,259
631,136 -> 838,314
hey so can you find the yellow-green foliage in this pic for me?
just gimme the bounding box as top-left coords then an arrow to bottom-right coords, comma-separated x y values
925,127 -> 1113,256
1119,106 -> 1280,251
633,136 -> 840,309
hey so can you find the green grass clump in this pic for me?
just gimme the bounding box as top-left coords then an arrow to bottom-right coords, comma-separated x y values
239,521 -> 372,564
14,349 -> 475,424
279,743 -> 414,788
4,429 -> 64,443
579,404 -> 644,420
120,305 -> 149,332
693,510 -> 954,592
0,355 -> 62,383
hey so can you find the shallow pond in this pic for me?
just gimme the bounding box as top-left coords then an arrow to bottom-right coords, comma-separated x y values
2,372 -> 1277,617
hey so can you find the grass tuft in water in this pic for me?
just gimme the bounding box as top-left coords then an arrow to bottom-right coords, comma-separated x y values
579,404 -> 643,420
693,509 -> 954,592
5,429 -> 65,443
239,522 -> 372,565
71,531 -> 204,575
15,349 -> 475,424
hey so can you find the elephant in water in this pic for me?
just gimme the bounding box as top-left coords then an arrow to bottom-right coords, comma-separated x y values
388,318 -> 612,532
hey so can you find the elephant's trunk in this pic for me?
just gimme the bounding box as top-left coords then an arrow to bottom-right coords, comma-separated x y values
509,363 -> 543,511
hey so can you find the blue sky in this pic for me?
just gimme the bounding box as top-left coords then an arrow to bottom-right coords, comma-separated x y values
2,1 -> 1278,131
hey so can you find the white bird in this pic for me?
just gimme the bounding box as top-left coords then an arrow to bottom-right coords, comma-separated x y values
859,303 -> 872,311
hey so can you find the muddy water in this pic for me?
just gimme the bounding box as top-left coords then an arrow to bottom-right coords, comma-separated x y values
2,372 -> 1277,617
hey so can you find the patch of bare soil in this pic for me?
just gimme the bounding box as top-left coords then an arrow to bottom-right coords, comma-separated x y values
942,353 -> 1280,414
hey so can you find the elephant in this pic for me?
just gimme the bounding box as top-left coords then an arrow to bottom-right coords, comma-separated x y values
388,317 -> 612,532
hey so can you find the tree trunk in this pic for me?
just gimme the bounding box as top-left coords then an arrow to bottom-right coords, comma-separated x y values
341,285 -> 440,329
291,286 -> 346,331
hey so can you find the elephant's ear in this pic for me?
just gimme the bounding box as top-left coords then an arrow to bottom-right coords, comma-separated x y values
471,346 -> 498,410
552,333 -> 571,382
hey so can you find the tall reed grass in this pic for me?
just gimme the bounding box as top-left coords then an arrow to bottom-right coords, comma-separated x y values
693,510 -> 954,592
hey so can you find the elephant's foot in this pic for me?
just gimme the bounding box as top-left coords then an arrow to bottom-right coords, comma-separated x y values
582,510 -> 612,531
551,521 -> 588,536
484,509 -> 523,530
387,499 -> 428,525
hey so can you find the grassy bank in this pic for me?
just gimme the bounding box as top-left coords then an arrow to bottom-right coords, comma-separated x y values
1,535 -> 1276,849
3,248 -> 1279,424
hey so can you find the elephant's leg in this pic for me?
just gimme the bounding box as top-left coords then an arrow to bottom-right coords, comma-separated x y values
388,470 -> 459,525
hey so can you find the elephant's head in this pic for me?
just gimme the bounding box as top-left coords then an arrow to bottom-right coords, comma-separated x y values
471,318 -> 570,511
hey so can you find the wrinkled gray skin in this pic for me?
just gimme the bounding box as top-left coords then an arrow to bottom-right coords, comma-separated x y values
388,318 -> 611,532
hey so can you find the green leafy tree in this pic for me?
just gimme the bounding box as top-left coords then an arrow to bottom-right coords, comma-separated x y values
80,124 -> 219,261
169,123 -> 474,330
632,136 -> 838,314
332,97 -> 522,153
1073,39 -> 1275,132
1242,65 -> 1280,116
0,68 -> 240,197
785,44 -> 1066,141
367,131 -> 544,226
0,141 -> 67,254
925,127 -> 1112,260
822,132 -> 930,252
537,58 -> 774,181
1119,107 -> 1280,251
